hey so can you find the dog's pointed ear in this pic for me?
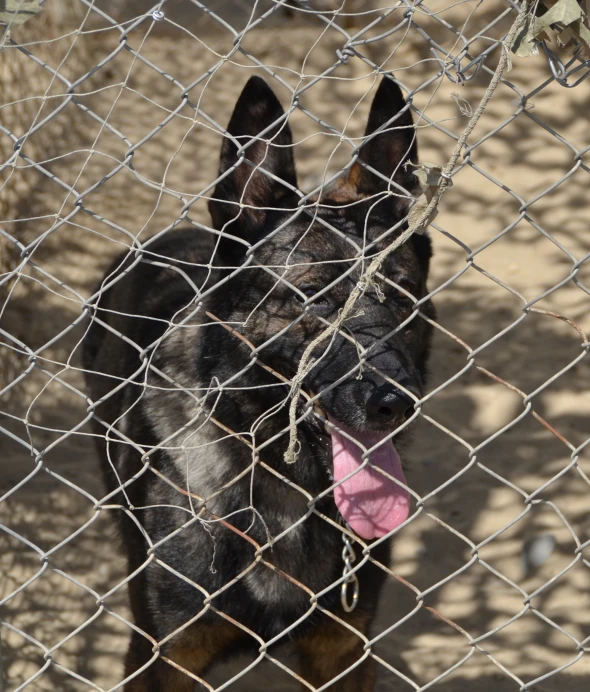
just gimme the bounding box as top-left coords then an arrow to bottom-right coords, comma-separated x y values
208,77 -> 298,244
351,77 -> 418,204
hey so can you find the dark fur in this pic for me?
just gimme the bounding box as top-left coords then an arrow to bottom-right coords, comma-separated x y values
83,75 -> 435,690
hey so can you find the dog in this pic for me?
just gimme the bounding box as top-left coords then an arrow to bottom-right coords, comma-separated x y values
83,74 -> 435,691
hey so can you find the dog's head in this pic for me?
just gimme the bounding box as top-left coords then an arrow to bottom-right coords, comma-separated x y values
206,76 -> 435,539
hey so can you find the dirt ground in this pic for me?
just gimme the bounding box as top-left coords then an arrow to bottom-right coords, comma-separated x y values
2,2 -> 590,690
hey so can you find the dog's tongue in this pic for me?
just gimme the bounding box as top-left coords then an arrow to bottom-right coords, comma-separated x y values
329,419 -> 410,540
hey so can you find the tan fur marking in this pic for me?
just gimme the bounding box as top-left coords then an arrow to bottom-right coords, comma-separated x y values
124,622 -> 242,691
296,612 -> 376,691
311,165 -> 368,205
346,162 -> 362,189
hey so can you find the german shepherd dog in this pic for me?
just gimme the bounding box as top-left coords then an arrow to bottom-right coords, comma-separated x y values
83,75 -> 435,690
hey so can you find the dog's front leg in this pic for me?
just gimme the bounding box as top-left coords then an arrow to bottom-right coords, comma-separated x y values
296,611 -> 376,692
123,622 -> 243,692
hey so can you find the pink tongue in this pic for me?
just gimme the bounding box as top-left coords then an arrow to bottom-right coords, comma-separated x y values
329,418 -> 410,540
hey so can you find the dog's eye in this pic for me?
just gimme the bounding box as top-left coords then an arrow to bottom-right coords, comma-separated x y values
297,286 -> 320,302
396,280 -> 415,297
296,286 -> 324,304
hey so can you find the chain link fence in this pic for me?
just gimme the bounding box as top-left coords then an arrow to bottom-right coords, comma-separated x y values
2,1 -> 590,690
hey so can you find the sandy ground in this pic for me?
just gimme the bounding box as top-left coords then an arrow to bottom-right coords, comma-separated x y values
2,2 -> 590,690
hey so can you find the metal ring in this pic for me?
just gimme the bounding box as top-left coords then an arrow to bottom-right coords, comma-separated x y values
341,572 -> 359,613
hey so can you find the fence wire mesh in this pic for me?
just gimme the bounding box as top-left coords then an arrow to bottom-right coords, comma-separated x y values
1,1 -> 590,690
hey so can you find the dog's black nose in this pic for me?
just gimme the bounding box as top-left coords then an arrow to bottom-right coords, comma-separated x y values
366,383 -> 415,422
